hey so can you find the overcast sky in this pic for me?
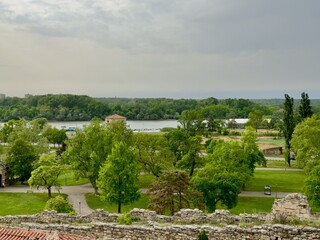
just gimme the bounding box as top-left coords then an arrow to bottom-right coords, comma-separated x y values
1,0 -> 319,99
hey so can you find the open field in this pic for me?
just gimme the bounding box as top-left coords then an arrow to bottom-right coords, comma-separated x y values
245,170 -> 306,192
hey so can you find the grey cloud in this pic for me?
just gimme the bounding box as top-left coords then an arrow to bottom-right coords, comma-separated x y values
1,0 -> 319,54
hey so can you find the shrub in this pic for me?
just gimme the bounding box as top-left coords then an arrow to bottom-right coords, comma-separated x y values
196,229 -> 209,240
117,213 -> 139,225
44,195 -> 74,214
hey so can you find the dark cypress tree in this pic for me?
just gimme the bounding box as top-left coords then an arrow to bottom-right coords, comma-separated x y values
283,94 -> 295,167
299,92 -> 313,120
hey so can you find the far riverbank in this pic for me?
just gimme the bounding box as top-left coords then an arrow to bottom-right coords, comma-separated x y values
49,120 -> 179,132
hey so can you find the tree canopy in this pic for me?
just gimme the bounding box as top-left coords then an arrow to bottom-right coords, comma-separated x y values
148,169 -> 202,215
97,141 -> 140,213
28,154 -> 63,198
291,116 -> 320,172
283,94 -> 296,167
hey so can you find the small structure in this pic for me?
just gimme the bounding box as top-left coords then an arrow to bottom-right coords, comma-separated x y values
0,162 -> 9,187
262,147 -> 283,155
105,114 -> 126,124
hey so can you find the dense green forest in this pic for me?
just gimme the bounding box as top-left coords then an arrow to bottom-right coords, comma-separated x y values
0,94 -> 318,121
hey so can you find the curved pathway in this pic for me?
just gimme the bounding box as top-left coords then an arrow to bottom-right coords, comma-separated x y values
1,166 -> 304,215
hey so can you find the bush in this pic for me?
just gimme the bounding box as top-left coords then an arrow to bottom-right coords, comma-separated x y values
117,213 -> 139,225
196,229 -> 209,240
44,195 -> 74,214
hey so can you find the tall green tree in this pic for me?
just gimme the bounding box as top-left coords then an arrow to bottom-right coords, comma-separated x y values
97,142 -> 140,213
241,127 -> 266,173
63,119 -> 109,193
6,138 -> 38,183
193,141 -> 250,212
164,129 -> 190,166
28,154 -> 63,198
133,133 -> 174,177
43,126 -> 67,148
291,116 -> 320,172
246,110 -> 263,132
283,94 -> 295,167
299,92 -> 313,120
176,135 -> 204,176
179,109 -> 205,136
148,169 -> 202,215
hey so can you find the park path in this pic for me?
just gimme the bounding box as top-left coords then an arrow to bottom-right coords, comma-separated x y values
1,166 -> 304,215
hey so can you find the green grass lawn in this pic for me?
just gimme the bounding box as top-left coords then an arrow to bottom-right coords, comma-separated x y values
257,138 -> 285,146
0,193 -> 58,216
260,160 -> 300,168
245,170 -> 306,192
58,170 -> 89,186
217,197 -> 275,215
86,193 -> 149,213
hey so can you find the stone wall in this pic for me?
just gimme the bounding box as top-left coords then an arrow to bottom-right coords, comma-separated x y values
0,193 -> 319,239
272,193 -> 312,220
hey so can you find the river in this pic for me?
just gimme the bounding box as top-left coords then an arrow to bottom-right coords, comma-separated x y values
49,120 -> 179,132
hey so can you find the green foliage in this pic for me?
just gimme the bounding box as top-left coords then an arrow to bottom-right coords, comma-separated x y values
196,230 -> 209,240
179,109 -> 205,136
164,128 -> 190,165
246,110 -> 263,131
299,92 -> 313,120
134,133 -> 174,177
241,127 -> 267,172
148,169 -> 203,215
291,116 -> 320,171
193,141 -> 251,212
63,119 -> 110,192
304,165 -> 320,208
6,138 -> 38,183
0,94 -> 110,121
117,213 -> 139,225
44,195 -> 74,214
42,125 -> 67,147
0,95 -> 273,121
283,94 -> 296,167
28,154 -> 63,198
176,135 -> 204,176
97,142 -> 140,213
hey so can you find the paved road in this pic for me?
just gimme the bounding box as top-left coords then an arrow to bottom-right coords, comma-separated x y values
256,167 -> 303,171
1,175 -> 301,215
266,157 -> 285,161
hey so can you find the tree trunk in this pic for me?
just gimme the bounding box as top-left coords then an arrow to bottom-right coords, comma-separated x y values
118,202 -> 121,213
48,186 -> 52,198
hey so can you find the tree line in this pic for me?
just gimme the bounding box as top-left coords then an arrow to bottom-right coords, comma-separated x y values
0,94 -> 273,121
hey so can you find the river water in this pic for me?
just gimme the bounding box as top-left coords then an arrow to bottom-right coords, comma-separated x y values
49,120 -> 179,132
